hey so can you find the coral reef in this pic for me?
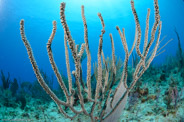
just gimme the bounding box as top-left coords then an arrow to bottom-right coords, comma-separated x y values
0,25 -> 184,122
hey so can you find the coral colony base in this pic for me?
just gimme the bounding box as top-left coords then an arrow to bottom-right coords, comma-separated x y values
19,0 -> 162,121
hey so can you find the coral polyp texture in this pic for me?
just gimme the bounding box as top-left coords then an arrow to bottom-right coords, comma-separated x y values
20,0 -> 161,121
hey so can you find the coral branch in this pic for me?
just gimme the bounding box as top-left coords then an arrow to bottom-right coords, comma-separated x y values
81,5 -> 92,100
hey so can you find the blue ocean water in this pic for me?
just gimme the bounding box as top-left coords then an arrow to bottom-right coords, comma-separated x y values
0,0 -> 184,121
0,0 -> 183,82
